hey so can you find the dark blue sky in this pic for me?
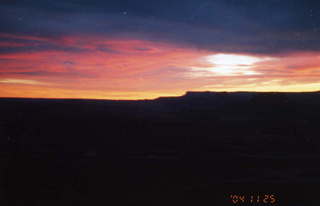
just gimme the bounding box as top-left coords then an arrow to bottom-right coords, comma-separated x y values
1,0 -> 320,54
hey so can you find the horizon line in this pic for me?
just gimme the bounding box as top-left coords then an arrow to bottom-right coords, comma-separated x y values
0,90 -> 319,101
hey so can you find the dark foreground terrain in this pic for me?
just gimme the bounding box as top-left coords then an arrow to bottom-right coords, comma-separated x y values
1,91 -> 320,205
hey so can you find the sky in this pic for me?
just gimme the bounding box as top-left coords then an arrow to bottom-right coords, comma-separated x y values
0,0 -> 320,99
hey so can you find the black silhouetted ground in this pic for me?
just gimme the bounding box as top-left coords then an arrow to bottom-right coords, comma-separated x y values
0,91 -> 320,205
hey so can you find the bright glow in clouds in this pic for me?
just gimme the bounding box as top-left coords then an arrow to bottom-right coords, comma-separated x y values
191,53 -> 272,76
0,34 -> 320,99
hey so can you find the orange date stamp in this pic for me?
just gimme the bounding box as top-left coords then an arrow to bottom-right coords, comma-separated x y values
229,194 -> 277,204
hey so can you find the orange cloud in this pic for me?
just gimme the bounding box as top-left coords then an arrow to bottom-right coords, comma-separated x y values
1,35 -> 320,99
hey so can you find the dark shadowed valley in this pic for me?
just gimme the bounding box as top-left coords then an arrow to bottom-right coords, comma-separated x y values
1,91 -> 320,205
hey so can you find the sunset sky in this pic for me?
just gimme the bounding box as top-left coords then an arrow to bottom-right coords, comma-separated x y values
1,0 -> 320,99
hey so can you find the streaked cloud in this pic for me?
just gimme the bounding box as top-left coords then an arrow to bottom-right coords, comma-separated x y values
0,78 -> 45,85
